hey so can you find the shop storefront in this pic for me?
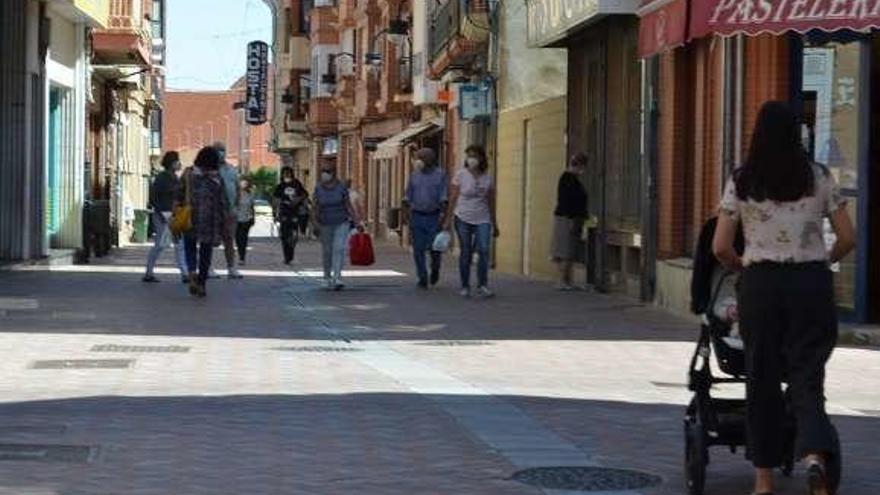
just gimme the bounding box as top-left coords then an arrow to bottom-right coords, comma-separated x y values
640,0 -> 880,322
526,0 -> 645,297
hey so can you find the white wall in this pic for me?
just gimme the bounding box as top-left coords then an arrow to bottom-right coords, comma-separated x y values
45,8 -> 88,250
496,2 -> 567,112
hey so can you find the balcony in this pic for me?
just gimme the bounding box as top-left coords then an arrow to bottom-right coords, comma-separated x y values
428,0 -> 490,78
308,97 -> 338,137
354,76 -> 381,121
92,0 -> 151,66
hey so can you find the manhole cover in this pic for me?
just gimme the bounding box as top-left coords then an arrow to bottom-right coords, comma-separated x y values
274,346 -> 362,353
91,344 -> 190,353
0,444 -> 98,464
414,341 -> 493,347
511,466 -> 662,491
30,359 -> 134,369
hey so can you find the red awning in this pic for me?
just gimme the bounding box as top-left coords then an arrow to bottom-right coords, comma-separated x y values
638,0 -> 690,58
691,0 -> 880,39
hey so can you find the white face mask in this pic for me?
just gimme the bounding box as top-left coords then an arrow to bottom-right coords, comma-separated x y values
465,157 -> 480,169
413,159 -> 425,171
320,172 -> 334,183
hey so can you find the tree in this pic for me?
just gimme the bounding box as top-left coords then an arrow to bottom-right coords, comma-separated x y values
244,167 -> 278,200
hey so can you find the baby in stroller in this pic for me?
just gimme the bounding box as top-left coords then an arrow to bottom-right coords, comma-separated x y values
684,217 -> 796,495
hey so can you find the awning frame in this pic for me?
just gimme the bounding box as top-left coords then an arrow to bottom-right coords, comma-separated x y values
372,119 -> 444,160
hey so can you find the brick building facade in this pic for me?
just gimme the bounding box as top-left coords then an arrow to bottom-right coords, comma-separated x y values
163,74 -> 278,173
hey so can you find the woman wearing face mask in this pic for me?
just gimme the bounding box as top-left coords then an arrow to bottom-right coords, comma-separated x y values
445,145 -> 498,298
235,178 -> 256,266
143,151 -> 189,283
312,163 -> 362,290
273,167 -> 307,265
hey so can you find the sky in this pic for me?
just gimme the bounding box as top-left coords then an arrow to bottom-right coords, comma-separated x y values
165,0 -> 273,91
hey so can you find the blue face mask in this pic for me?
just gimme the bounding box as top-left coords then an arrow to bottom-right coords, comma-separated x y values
217,151 -> 226,162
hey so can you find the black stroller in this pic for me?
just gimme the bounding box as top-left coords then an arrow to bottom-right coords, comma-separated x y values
684,218 -> 796,495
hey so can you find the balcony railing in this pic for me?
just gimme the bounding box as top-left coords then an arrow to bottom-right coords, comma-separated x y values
430,0 -> 459,59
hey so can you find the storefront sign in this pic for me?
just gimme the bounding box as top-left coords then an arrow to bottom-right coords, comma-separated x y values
245,41 -> 269,126
527,0 -> 640,46
637,0 -> 689,58
459,84 -> 491,120
692,0 -> 880,38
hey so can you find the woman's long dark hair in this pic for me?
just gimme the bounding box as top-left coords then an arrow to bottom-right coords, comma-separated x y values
194,146 -> 221,171
735,101 -> 814,202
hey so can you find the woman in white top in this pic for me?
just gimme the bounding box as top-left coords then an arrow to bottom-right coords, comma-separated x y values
713,101 -> 855,495
235,178 -> 256,266
445,145 -> 498,298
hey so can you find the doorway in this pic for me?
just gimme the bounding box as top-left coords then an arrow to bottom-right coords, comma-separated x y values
797,33 -> 875,322
47,87 -> 64,242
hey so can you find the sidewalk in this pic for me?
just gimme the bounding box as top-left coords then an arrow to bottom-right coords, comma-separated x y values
0,233 -> 877,495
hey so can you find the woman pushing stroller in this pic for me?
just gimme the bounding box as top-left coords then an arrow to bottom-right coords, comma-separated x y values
713,101 -> 855,495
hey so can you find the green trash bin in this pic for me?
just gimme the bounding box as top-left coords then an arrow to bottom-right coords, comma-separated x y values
133,209 -> 150,243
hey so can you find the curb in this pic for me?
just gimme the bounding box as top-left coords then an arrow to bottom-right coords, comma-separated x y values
0,249 -> 77,272
839,325 -> 880,347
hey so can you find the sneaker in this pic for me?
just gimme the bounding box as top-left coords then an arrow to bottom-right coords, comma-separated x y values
459,287 -> 471,298
324,279 -> 334,291
556,283 -> 576,292
334,283 -> 345,291
142,275 -> 160,283
228,268 -> 243,279
430,267 -> 440,286
208,268 -> 220,279
417,279 -> 428,290
476,286 -> 495,298
807,462 -> 831,495
181,275 -> 189,284
239,259 -> 246,267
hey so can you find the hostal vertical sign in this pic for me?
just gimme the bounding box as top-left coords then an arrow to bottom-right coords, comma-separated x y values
246,41 -> 269,125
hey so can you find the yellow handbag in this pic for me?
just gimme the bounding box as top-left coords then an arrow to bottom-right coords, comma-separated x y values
170,174 -> 193,235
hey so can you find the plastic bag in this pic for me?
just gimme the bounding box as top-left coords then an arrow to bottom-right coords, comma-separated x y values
432,231 -> 452,252
349,232 -> 375,266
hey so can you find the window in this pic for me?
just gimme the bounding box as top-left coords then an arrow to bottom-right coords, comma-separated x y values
150,0 -> 163,39
298,0 -> 312,34
284,7 -> 292,52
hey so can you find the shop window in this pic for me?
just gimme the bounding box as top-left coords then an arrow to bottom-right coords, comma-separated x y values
800,39 -> 868,314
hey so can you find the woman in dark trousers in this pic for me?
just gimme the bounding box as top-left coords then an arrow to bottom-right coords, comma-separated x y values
551,152 -> 588,291
180,146 -> 229,297
273,167 -> 308,264
713,101 -> 855,495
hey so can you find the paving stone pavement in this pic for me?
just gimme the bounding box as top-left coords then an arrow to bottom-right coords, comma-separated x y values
0,224 -> 878,495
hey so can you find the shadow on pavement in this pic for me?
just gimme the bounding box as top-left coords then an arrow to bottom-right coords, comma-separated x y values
0,393 -> 876,495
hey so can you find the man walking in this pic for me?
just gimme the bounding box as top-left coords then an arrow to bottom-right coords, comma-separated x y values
403,148 -> 447,289
214,142 -> 243,279
143,151 -> 188,283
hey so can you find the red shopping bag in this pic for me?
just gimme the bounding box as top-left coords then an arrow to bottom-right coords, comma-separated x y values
349,231 -> 375,266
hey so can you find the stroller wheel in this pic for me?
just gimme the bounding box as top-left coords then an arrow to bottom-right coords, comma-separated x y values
685,415 -> 708,495
781,458 -> 794,477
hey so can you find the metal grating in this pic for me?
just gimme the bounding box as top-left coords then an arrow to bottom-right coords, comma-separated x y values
414,341 -> 493,347
0,425 -> 67,436
651,381 -> 688,389
90,344 -> 190,353
0,444 -> 98,464
30,359 -> 134,370
273,346 -> 362,353
511,466 -> 663,491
